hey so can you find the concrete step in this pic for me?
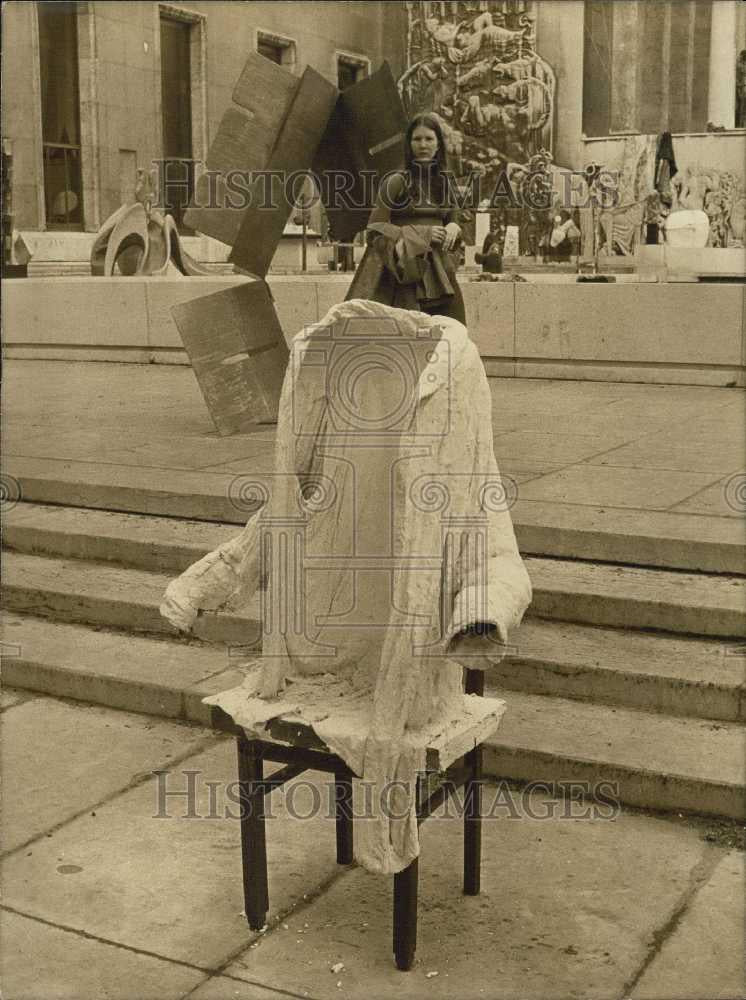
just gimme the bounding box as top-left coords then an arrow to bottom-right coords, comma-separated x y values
511,500 -> 746,577
4,503 -> 236,575
3,614 -> 743,821
500,619 -> 745,723
484,690 -> 745,822
527,557 -> 746,639
8,502 -> 746,590
6,458 -> 745,575
5,508 -> 746,639
3,598 -> 741,723
6,500 -> 745,714
0,613 -> 238,726
1,552 -> 262,648
4,457 -> 255,525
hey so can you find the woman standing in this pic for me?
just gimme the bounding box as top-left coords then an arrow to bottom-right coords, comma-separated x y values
352,113 -> 466,324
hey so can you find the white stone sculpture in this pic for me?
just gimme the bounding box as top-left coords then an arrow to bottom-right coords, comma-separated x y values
160,299 -> 532,874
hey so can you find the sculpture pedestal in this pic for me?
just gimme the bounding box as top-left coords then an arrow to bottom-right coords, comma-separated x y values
638,245 -> 746,280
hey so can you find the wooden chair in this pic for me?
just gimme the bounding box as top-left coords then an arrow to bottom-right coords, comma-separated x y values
211,669 -> 503,970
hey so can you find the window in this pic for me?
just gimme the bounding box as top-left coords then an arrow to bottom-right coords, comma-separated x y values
257,39 -> 282,65
256,31 -> 295,69
38,1 -> 83,229
160,14 -> 194,231
336,54 -> 369,91
737,50 -> 746,129
583,0 -> 712,136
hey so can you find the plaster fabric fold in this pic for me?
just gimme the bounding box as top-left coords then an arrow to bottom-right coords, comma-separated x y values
161,297 -> 532,874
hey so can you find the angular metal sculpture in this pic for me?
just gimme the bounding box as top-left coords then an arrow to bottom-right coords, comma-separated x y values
172,54 -> 408,432
184,52 -> 300,248
229,66 -> 338,277
313,63 -> 407,243
171,281 -> 289,434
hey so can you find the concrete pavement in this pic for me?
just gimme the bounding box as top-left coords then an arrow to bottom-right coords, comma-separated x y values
1,689 -> 743,1000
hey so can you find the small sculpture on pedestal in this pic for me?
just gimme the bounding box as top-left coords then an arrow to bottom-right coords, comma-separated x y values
90,166 -> 209,277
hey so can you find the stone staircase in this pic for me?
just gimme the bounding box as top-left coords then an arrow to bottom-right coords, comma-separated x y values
3,494 -> 745,823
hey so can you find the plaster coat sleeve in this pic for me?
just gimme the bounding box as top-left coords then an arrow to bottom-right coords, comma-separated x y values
443,345 -> 532,652
159,344 -> 304,633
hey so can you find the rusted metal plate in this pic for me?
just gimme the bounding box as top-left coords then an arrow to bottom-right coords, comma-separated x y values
231,50 -> 298,123
339,61 -> 407,176
230,66 -> 338,277
171,281 -> 289,435
313,62 -> 407,244
207,107 -> 273,176
184,52 -> 299,245
312,102 -> 368,244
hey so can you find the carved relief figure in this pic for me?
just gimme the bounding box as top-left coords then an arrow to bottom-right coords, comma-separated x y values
671,165 -> 745,247
399,1 -> 555,195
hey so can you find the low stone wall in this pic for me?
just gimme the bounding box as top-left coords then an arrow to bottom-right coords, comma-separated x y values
4,275 -> 744,386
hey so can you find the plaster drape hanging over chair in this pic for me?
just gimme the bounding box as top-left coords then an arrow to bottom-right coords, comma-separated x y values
160,298 -> 532,874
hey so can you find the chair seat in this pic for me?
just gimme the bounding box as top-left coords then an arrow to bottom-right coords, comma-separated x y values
206,669 -> 506,776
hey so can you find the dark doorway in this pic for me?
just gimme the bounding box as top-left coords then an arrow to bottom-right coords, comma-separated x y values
38,1 -> 84,229
160,15 -> 194,232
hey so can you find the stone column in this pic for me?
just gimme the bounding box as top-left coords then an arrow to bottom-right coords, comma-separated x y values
610,1 -> 642,133
708,1 -> 737,128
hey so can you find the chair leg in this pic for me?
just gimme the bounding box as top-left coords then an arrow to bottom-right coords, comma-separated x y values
393,857 -> 418,970
334,771 -> 354,865
463,741 -> 483,895
236,738 -> 269,930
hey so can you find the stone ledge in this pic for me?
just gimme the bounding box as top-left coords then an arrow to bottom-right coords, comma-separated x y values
4,276 -> 743,387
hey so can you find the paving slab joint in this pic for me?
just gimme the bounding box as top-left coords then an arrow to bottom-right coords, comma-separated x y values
618,848 -> 729,998
203,864 -> 353,975
0,731 -> 225,862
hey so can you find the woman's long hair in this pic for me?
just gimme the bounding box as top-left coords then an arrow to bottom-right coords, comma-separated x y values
402,113 -> 449,206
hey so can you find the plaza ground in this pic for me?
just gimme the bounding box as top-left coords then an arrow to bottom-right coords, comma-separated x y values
3,358 -> 744,524
1,688 -> 743,1000
1,358 -> 744,999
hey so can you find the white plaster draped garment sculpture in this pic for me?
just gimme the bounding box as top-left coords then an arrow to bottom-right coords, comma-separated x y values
160,298 -> 532,873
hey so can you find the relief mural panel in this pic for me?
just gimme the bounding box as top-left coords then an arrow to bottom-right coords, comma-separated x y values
398,1 -> 555,202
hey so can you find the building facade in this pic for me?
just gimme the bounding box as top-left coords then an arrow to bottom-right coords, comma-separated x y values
2,1 -> 407,235
3,1 -> 744,254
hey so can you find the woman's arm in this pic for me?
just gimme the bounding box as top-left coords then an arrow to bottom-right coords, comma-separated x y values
367,171 -> 407,229
442,188 -> 462,251
366,172 -> 433,284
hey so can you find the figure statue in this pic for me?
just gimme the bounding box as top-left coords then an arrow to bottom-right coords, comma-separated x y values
448,12 -> 526,64
671,165 -> 745,247
90,165 -> 209,277
671,165 -> 706,213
